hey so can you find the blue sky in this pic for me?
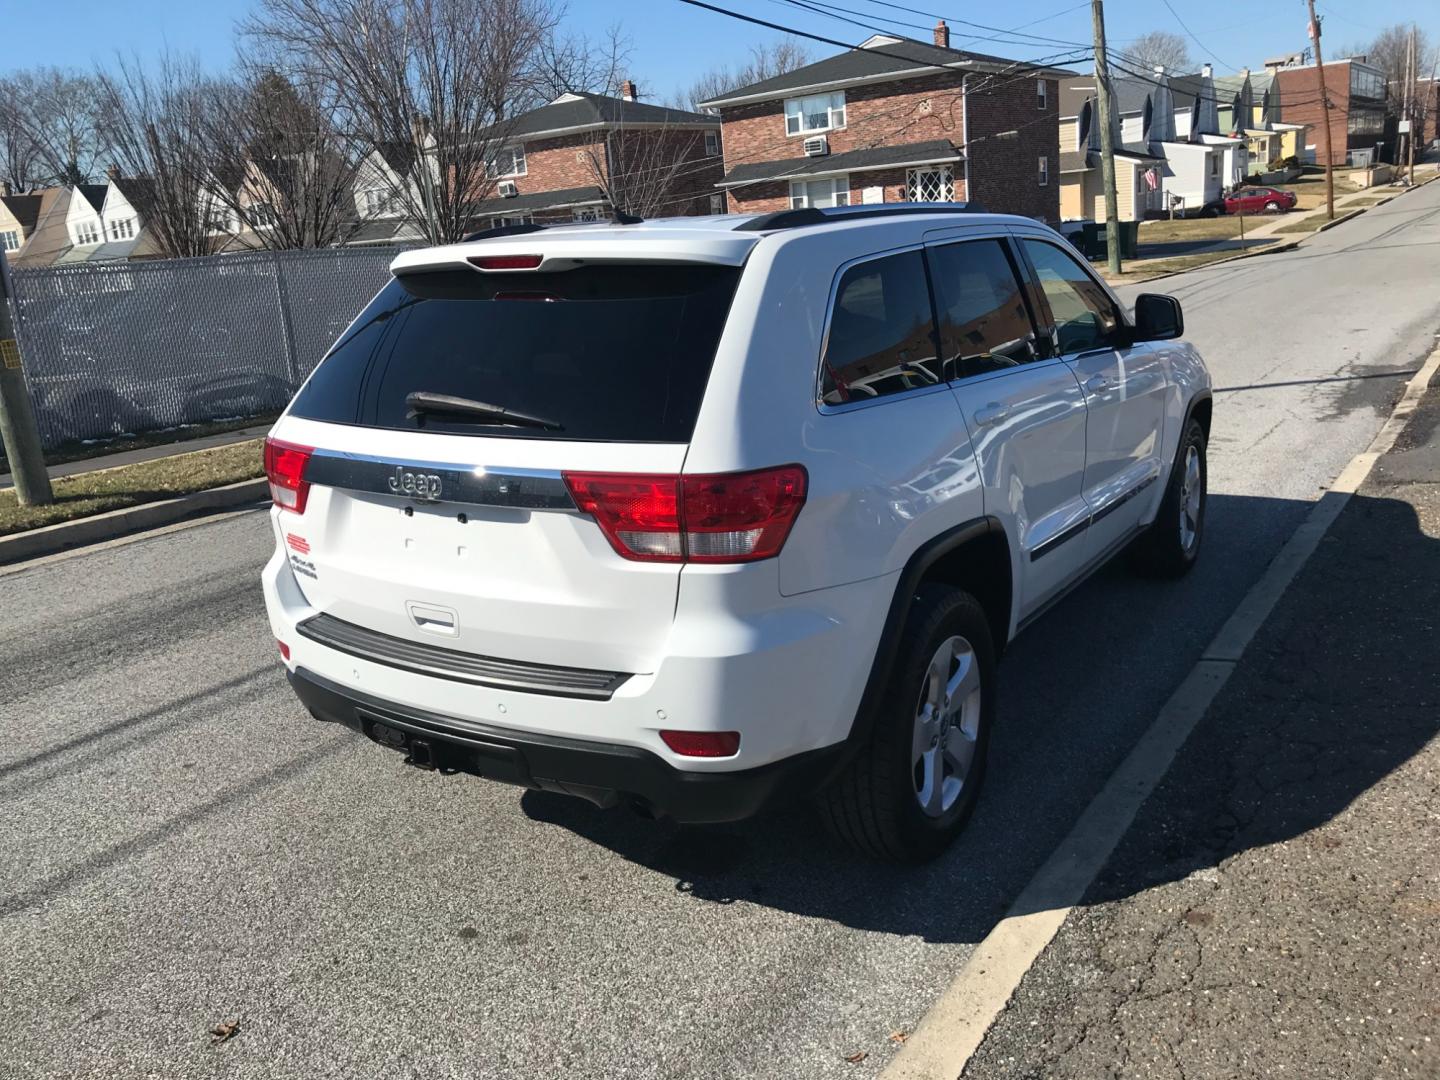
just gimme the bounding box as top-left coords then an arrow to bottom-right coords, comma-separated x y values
0,0 -> 1420,97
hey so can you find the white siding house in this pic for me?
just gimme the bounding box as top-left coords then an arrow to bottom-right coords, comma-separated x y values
59,184 -> 107,261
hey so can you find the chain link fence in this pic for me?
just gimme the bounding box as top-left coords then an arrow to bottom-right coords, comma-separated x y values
9,247 -> 400,451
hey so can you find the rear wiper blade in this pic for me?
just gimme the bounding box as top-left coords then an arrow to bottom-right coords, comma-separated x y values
404,391 -> 563,430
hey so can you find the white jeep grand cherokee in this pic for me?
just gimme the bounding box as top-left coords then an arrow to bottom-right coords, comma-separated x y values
262,205 -> 1211,861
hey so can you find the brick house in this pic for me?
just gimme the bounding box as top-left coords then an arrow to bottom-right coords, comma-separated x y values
472,84 -> 724,225
1272,56 -> 1389,166
698,23 -> 1070,221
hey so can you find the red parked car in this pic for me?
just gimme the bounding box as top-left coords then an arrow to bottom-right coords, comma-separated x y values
1224,186 -> 1298,214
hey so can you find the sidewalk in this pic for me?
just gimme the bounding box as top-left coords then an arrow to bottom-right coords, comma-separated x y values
963,378 -> 1440,1077
0,422 -> 270,491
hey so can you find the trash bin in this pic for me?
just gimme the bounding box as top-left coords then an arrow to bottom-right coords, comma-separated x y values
1120,220 -> 1140,258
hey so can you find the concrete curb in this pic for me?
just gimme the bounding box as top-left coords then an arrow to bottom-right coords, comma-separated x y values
880,343 -> 1440,1080
0,477 -> 267,565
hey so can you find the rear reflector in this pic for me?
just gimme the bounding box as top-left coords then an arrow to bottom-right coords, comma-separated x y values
660,730 -> 741,758
277,640 -> 291,660
468,254 -> 543,271
263,437 -> 314,514
563,465 -> 807,564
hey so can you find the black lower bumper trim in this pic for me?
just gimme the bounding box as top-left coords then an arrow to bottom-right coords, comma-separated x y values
286,667 -> 840,824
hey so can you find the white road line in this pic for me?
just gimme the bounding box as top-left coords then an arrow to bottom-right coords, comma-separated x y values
882,341 -> 1440,1080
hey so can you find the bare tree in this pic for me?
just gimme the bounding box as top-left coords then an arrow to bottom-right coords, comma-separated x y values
245,0 -> 560,245
583,121 -> 711,218
681,39 -> 813,110
93,54 -> 219,259
1123,30 -> 1193,74
0,74 -> 44,191
196,63 -> 365,249
1350,24 -> 1437,115
529,23 -> 632,101
10,68 -> 105,185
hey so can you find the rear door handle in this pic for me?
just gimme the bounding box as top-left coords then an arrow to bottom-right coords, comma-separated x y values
972,402 -> 1010,428
1084,374 -> 1111,394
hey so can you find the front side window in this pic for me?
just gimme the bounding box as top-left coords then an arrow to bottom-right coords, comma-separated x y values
785,91 -> 846,136
488,145 -> 527,178
820,250 -> 940,405
790,176 -> 850,209
907,166 -> 954,202
1022,239 -> 1121,355
929,239 -> 1041,379
0,230 -> 19,251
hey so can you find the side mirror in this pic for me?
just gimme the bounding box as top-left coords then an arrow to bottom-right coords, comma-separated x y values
1133,293 -> 1184,342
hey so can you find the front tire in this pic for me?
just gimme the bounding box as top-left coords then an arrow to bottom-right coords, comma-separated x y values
820,585 -> 996,862
1130,417 -> 1207,578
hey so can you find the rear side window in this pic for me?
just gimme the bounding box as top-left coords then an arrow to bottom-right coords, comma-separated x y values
928,239 -> 1041,378
820,250 -> 940,406
289,264 -> 740,442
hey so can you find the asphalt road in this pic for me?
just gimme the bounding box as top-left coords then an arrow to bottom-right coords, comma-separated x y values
963,376 -> 1440,1079
3,182 -> 1439,1080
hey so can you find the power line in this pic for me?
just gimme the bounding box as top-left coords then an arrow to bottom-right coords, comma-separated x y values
1158,0 -> 1233,71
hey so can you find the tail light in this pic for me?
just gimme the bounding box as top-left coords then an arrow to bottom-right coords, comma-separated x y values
264,437 -> 314,514
563,465 -> 806,564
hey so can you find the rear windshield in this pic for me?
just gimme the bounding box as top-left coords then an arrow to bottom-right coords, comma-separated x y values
288,263 -> 741,442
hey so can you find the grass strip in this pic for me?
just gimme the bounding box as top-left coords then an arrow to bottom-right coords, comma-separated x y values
0,438 -> 264,536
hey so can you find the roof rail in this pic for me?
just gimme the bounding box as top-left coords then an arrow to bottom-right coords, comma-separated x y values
733,202 -> 987,232
462,222 -> 549,242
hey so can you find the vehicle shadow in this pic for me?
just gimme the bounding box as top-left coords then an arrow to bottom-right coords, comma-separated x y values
523,490 -> 1438,943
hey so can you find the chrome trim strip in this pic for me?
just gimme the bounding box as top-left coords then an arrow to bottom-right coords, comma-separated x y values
304,448 -> 575,510
1029,472 -> 1159,562
297,613 -> 631,700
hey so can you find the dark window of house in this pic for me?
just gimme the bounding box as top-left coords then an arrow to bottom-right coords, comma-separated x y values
928,239 -> 1041,379
1022,239 -> 1121,354
289,264 -> 741,442
820,250 -> 940,406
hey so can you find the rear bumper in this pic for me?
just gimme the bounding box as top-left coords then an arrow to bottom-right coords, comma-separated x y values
288,666 -> 842,823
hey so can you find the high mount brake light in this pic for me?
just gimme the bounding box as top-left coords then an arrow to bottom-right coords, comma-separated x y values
562,465 -> 807,564
467,254 -> 544,271
264,437 -> 314,514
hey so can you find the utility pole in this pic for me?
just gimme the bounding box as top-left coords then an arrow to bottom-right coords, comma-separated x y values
0,245 -> 53,506
1091,0 -> 1122,275
1405,25 -> 1417,185
1400,26 -> 1412,180
1306,0 -> 1336,220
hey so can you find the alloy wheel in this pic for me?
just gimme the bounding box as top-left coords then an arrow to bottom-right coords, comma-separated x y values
1179,444 -> 1202,552
910,635 -> 983,818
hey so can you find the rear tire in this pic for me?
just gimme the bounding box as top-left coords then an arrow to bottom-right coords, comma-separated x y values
1130,418 -> 1207,578
1264,200 -> 1281,213
820,584 -> 996,862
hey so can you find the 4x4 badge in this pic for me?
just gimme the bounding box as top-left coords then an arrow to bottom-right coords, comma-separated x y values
388,466 -> 443,501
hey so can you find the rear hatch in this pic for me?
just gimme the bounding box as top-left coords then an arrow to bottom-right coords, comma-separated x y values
270,233 -> 749,678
